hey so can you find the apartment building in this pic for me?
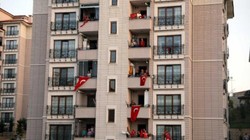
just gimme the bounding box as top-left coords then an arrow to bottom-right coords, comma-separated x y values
27,0 -> 234,140
0,8 -> 32,128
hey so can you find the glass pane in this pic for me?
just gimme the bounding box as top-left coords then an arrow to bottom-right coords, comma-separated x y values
165,96 -> 172,114
55,14 -> 62,30
166,66 -> 173,84
173,36 -> 181,54
166,37 -> 173,54
54,41 -> 61,58
68,40 -> 75,58
157,126 -> 165,140
58,126 -> 64,140
173,65 -> 181,84
66,97 -> 73,114
59,97 -> 65,114
69,13 -> 76,29
63,14 -> 70,30
173,126 -> 181,140
50,126 -> 57,140
158,8 -> 166,26
64,126 -> 72,140
157,66 -> 165,84
158,36 -> 165,55
61,41 -> 69,58
174,7 -> 182,25
52,97 -> 58,114
157,96 -> 164,114
166,8 -> 173,25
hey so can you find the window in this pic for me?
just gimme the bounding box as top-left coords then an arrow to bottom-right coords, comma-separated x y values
79,61 -> 98,77
4,69 -> 15,79
158,35 -> 181,55
54,13 -> 76,30
2,97 -> 14,108
110,50 -> 116,63
53,0 -> 77,4
110,21 -> 117,34
5,54 -> 17,64
109,79 -> 116,92
50,125 -> 72,140
111,0 -> 117,6
1,112 -> 13,123
3,83 -> 15,93
157,65 -> 181,85
156,125 -> 181,140
51,96 -> 73,115
108,109 -> 115,123
157,95 -> 181,115
80,6 -> 99,21
0,37 -> 2,46
158,7 -> 182,26
53,40 -> 75,58
52,67 -> 74,86
87,95 -> 96,107
6,26 -> 18,36
5,40 -> 17,50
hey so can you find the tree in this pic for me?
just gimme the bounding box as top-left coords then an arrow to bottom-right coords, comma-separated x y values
16,118 -> 27,137
0,120 -> 5,133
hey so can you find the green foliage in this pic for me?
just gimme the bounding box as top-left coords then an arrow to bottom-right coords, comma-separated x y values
16,118 -> 27,137
0,120 -> 5,133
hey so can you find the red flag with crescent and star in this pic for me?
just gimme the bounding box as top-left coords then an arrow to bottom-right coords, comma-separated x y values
74,76 -> 89,91
164,131 -> 171,140
140,75 -> 147,86
131,105 -> 140,122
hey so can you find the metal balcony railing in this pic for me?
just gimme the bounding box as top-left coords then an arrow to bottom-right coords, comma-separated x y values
47,105 -> 74,116
4,45 -> 18,50
5,30 -> 19,36
152,105 -> 184,115
3,59 -> 17,65
154,15 -> 185,26
49,49 -> 76,59
154,74 -> 184,85
0,88 -> 15,95
52,0 -> 78,4
51,21 -> 78,31
48,77 -> 75,87
0,103 -> 15,108
154,45 -> 184,56
2,73 -> 16,79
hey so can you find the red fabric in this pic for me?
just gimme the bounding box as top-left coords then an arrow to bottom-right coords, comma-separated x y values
130,129 -> 136,137
131,105 -> 140,122
140,75 -> 147,86
80,16 -> 90,27
164,131 -> 171,140
74,76 -> 89,91
139,39 -> 145,47
130,13 -> 137,19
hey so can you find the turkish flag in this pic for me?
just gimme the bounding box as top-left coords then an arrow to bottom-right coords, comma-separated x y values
131,105 -> 140,122
80,16 -> 90,27
164,131 -> 171,140
140,75 -> 147,86
74,76 -> 89,91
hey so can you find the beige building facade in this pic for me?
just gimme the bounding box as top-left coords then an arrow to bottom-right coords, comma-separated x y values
0,8 -> 32,127
27,0 -> 234,140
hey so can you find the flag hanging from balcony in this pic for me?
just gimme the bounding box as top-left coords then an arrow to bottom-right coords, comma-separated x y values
80,16 -> 90,27
140,75 -> 147,86
164,131 -> 171,140
131,105 -> 140,122
74,76 -> 89,91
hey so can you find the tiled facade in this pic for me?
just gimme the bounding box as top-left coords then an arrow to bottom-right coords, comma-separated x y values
0,8 -> 32,129
27,0 -> 234,140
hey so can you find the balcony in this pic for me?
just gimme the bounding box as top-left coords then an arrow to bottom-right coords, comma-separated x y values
152,105 -> 184,119
2,73 -> 16,80
129,17 -> 151,32
128,46 -> 151,60
3,45 -> 18,51
79,0 -> 98,5
75,106 -> 96,118
48,77 -> 75,90
0,88 -> 15,96
0,103 -> 15,110
5,30 -> 19,37
51,21 -> 78,35
78,20 -> 98,34
78,78 -> 97,90
154,0 -> 184,2
3,59 -> 17,65
154,16 -> 185,31
153,45 -> 184,60
155,135 -> 185,140
75,119 -> 95,138
51,0 -> 79,8
78,49 -> 98,60
49,49 -> 76,62
46,105 -> 74,119
127,106 -> 150,119
153,74 -> 184,89
128,77 -> 151,89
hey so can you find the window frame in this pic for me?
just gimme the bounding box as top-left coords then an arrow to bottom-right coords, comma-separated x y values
156,125 -> 181,140
157,35 -> 182,55
110,21 -> 117,34
111,0 -> 117,6
53,40 -> 75,58
156,95 -> 181,115
108,109 -> 115,123
110,50 -> 116,63
109,79 -> 116,92
49,125 -> 72,140
157,64 -> 181,85
158,6 -> 182,26
51,96 -> 73,115
52,67 -> 74,87
55,12 -> 77,30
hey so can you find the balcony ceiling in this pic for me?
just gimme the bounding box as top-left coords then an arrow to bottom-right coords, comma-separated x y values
130,1 -> 150,7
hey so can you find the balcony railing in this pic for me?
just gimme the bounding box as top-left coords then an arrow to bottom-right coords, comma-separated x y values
154,74 -> 184,85
48,77 -> 75,87
52,0 -> 78,4
5,31 -> 19,36
4,45 -> 18,50
49,49 -> 76,59
3,59 -> 17,65
154,15 -> 184,26
47,105 -> 74,116
0,88 -> 15,95
0,117 -> 14,123
0,103 -> 15,109
2,73 -> 16,79
152,105 -> 184,115
51,21 -> 78,31
154,0 -> 184,2
155,135 -> 184,140
154,45 -> 184,56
